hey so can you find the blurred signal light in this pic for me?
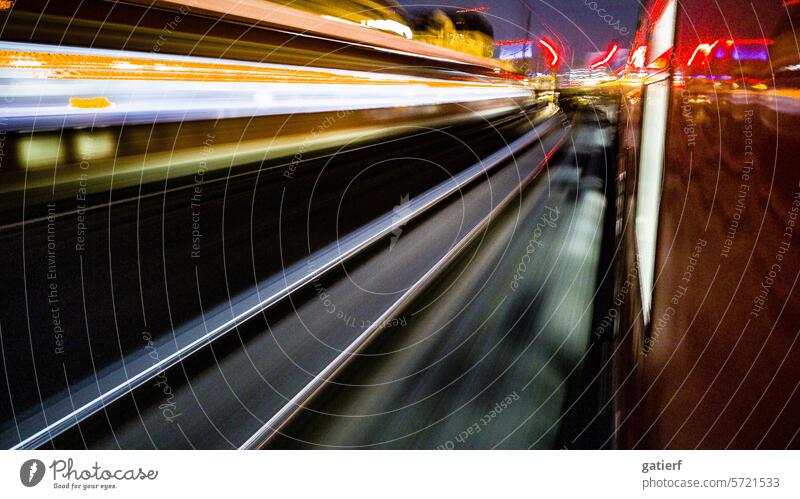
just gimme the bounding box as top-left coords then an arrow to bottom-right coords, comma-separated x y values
538,39 -> 560,68
456,7 -> 489,13
590,44 -> 619,69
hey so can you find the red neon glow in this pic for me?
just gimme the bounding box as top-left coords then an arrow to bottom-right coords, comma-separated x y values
726,38 -> 774,46
590,44 -> 619,69
629,45 -> 647,69
494,39 -> 531,46
687,40 -> 719,66
538,38 -> 559,68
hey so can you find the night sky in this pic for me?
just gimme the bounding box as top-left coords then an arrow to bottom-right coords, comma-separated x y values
395,0 -> 642,67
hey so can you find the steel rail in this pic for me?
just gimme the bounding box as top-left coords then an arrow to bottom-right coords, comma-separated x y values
243,118 -> 569,449
12,112 -> 561,450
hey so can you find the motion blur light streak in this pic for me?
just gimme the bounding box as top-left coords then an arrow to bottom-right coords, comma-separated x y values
686,40 -> 719,66
0,42 -> 529,130
537,38 -> 560,68
3,0 -> 800,468
495,39 -> 532,46
68,97 -> 112,109
359,19 -> 413,39
590,44 -> 619,69
2,80 -> 528,131
0,42 -> 502,85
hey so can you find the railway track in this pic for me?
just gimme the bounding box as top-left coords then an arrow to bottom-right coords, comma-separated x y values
5,108 -> 568,449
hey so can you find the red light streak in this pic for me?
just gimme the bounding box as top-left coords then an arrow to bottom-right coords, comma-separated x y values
494,39 -> 531,46
726,38 -> 774,46
538,38 -> 559,68
687,40 -> 719,66
589,44 -> 619,69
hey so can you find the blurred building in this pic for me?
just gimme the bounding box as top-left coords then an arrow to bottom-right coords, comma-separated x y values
404,8 -> 495,58
272,0 -> 413,38
494,42 -> 534,74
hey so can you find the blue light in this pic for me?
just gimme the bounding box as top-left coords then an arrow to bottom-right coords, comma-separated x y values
732,46 -> 768,61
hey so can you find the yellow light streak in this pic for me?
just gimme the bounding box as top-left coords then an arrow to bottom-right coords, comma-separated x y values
69,96 -> 112,109
0,50 -> 499,89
